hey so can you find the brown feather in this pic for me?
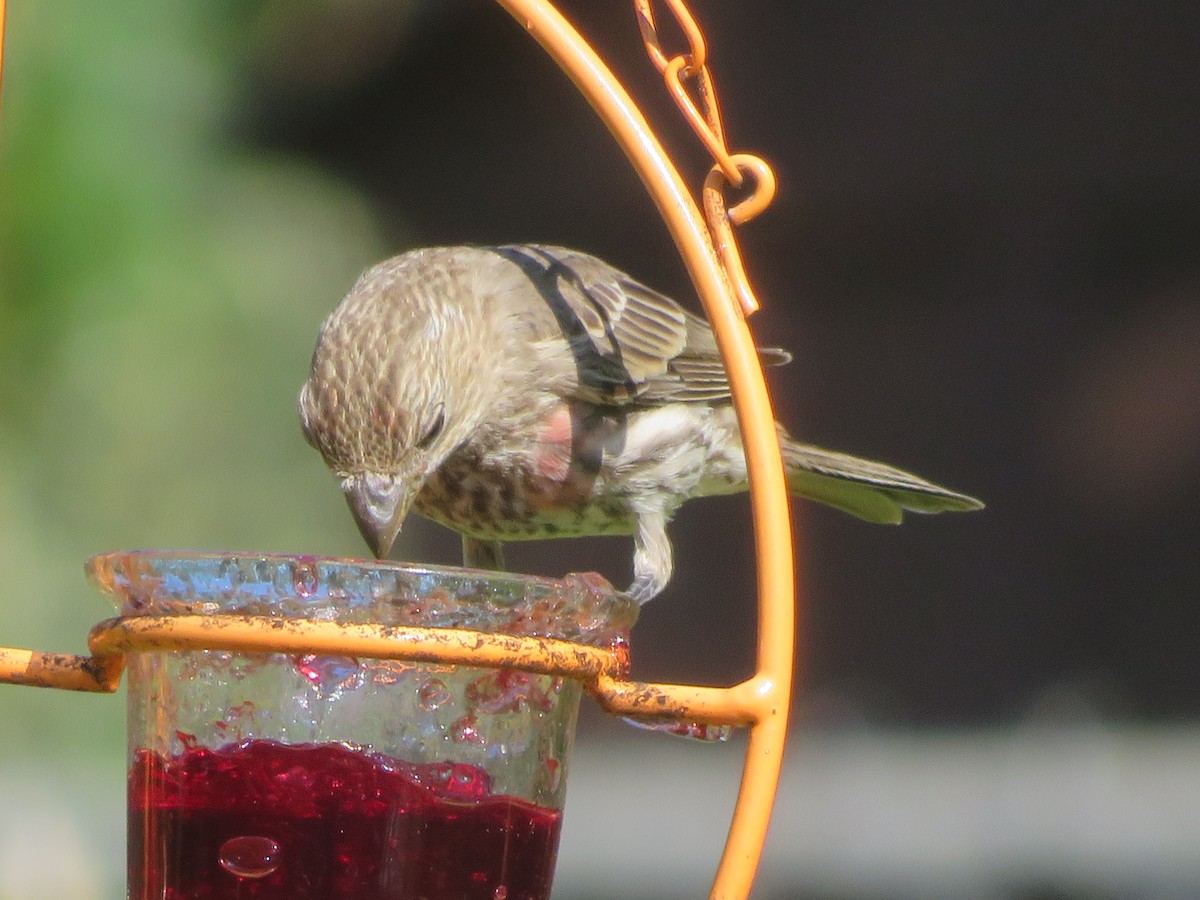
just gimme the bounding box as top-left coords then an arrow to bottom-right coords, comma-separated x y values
488,244 -> 789,406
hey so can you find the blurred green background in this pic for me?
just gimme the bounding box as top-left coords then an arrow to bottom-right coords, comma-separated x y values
2,2 -> 1199,897
0,4 -> 391,734
0,5 -> 393,894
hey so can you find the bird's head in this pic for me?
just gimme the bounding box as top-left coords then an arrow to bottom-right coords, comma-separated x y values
297,257 -> 486,558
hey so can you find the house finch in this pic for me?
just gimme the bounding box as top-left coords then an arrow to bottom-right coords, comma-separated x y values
299,244 -> 982,603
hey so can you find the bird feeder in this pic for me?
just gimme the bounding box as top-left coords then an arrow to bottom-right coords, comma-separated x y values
0,2 -> 796,898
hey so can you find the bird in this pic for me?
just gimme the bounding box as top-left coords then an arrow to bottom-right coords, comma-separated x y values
299,244 -> 982,603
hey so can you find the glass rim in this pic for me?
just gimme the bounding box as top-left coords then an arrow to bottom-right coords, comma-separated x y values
85,549 -> 638,647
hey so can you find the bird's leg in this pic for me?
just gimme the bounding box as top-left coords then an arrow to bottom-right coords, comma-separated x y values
628,507 -> 672,604
462,535 -> 506,572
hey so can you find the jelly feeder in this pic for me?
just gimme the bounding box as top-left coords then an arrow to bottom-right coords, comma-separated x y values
0,2 -> 797,897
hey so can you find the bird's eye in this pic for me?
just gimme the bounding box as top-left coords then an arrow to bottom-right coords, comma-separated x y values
416,406 -> 446,449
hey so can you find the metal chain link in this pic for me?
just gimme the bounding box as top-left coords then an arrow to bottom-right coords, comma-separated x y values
633,0 -> 777,314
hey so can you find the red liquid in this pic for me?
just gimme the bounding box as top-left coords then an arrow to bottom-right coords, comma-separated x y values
128,739 -> 562,899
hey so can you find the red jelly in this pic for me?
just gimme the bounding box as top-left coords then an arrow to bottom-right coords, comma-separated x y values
128,739 -> 562,899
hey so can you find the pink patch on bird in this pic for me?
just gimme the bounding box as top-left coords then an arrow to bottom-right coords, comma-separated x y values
533,407 -> 573,481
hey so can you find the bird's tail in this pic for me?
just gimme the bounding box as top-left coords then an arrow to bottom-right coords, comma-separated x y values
781,436 -> 984,524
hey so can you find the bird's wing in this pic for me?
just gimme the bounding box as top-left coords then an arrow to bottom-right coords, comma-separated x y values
494,244 -> 788,406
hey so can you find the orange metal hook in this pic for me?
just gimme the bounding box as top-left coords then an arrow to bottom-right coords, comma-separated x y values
704,154 -> 778,315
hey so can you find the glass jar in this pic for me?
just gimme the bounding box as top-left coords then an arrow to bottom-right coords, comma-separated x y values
86,551 -> 637,900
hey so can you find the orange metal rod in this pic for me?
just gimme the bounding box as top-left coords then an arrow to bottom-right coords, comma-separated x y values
0,646 -> 124,692
589,672 -> 776,726
4,615 -> 768,728
493,3 -> 796,896
87,615 -> 624,681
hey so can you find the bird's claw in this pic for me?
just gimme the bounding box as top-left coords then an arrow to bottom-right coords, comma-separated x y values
625,574 -> 661,605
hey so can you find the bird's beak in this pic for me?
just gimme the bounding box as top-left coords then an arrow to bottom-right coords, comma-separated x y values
342,472 -> 411,559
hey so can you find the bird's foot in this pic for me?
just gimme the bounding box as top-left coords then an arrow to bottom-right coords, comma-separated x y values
625,574 -> 663,605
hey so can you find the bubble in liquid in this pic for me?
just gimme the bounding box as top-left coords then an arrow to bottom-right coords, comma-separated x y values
295,655 -> 323,685
429,761 -> 490,800
292,561 -> 319,598
219,835 -> 281,879
294,655 -> 362,694
450,714 -> 485,745
417,678 -> 451,711
494,886 -> 509,900
465,669 -> 552,715
372,660 -> 409,686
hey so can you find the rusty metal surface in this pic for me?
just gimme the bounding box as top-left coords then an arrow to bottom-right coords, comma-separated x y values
87,614 -> 625,681
0,646 -> 123,693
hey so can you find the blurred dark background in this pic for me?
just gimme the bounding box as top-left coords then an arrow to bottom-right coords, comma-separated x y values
1,2 -> 1198,896
243,0 -> 1200,725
